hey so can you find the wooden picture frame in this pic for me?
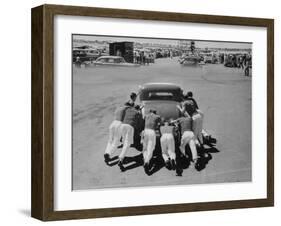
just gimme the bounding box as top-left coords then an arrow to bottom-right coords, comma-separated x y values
31,4 -> 274,221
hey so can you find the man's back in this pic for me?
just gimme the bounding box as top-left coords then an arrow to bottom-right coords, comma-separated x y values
160,125 -> 174,134
183,100 -> 197,116
178,117 -> 192,134
145,113 -> 161,130
123,107 -> 139,128
185,97 -> 199,109
114,106 -> 128,121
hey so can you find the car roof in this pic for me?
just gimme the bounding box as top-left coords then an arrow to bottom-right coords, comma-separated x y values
73,48 -> 96,51
139,83 -> 182,92
96,55 -> 124,59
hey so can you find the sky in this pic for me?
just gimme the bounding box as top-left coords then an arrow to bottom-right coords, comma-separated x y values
73,34 -> 252,49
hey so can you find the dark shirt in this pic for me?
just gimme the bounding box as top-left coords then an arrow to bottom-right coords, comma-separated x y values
177,117 -> 192,134
144,113 -> 161,130
182,100 -> 197,116
114,106 -> 128,122
122,107 -> 140,128
124,101 -> 135,107
185,97 -> 199,109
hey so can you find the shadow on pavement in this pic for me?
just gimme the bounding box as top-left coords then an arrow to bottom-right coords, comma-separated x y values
120,154 -> 144,172
105,139 -> 220,175
175,144 -> 220,175
205,146 -> 220,153
145,155 -> 165,176
195,146 -> 220,171
105,156 -> 119,166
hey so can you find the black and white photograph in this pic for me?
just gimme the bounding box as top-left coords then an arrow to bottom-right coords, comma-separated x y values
72,34 -> 252,190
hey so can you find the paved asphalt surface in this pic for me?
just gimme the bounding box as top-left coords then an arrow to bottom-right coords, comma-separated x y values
72,57 -> 252,190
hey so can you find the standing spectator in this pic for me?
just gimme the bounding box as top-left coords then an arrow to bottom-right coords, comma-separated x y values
140,51 -> 144,65
153,51 -> 157,62
75,56 -> 81,67
220,53 -> 225,64
116,49 -> 122,56
232,55 -> 236,67
143,51 -> 146,65
238,56 -> 244,69
136,51 -> 140,64
244,54 -> 252,77
144,51 -> 149,65
133,51 -> 137,64
242,54 -> 247,68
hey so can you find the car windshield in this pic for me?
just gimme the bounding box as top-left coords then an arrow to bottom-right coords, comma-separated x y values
185,58 -> 197,62
140,90 -> 182,102
114,58 -> 125,63
97,58 -> 108,63
108,58 -> 115,63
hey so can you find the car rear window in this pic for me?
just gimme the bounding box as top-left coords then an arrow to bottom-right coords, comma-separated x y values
140,91 -> 182,102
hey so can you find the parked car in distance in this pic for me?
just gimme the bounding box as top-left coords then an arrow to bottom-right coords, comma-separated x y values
73,47 -> 105,63
93,56 -> 140,67
180,55 -> 202,66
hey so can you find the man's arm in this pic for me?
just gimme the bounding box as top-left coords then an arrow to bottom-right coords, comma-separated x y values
177,104 -> 184,113
170,117 -> 181,125
191,98 -> 199,109
156,116 -> 162,130
120,107 -> 128,122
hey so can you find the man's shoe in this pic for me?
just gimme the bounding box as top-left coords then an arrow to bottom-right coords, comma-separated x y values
179,147 -> 186,157
171,159 -> 176,171
118,160 -> 125,172
165,160 -> 172,170
176,168 -> 183,176
144,162 -> 150,175
210,136 -> 217,144
104,153 -> 110,162
190,159 -> 198,169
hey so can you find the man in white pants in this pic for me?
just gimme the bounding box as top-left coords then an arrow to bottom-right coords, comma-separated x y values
118,106 -> 141,171
183,99 -> 204,145
177,116 -> 198,166
160,121 -> 176,170
192,110 -> 204,145
178,99 -> 205,146
142,109 -> 161,174
104,104 -> 129,163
